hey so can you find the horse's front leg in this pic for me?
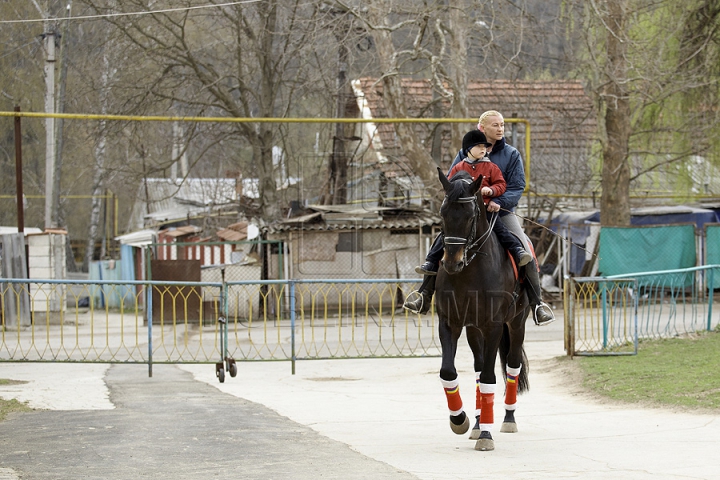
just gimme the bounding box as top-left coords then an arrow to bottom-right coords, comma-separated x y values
474,327 -> 503,451
465,327 -> 485,441
439,320 -> 469,435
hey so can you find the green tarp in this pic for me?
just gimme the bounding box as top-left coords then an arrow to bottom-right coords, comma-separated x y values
598,225 -> 696,278
707,224 -> 720,289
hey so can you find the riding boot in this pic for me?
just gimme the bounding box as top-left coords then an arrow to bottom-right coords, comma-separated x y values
403,274 -> 437,314
523,260 -> 555,326
415,233 -> 444,275
509,246 -> 532,267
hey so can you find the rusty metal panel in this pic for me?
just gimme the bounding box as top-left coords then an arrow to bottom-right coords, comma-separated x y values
150,260 -> 202,325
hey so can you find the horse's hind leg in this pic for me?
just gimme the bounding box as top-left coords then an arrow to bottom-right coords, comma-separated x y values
500,364 -> 521,433
500,313 -> 529,434
439,320 -> 469,435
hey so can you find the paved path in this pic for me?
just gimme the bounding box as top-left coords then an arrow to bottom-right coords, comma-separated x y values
1,318 -> 720,479
0,364 -> 416,480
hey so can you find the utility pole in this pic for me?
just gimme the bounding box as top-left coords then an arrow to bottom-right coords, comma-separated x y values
44,28 -> 57,229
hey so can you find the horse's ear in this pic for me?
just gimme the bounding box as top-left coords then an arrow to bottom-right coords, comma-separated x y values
471,174 -> 484,194
438,167 -> 451,192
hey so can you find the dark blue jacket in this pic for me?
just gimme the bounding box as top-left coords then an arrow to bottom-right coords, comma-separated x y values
449,137 -> 525,215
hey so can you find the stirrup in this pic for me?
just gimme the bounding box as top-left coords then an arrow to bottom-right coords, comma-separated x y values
403,290 -> 428,314
533,302 -> 555,326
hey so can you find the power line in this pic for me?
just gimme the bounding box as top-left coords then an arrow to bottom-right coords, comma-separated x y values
0,0 -> 260,24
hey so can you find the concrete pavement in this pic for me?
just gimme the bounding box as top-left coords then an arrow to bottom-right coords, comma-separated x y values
1,316 -> 720,479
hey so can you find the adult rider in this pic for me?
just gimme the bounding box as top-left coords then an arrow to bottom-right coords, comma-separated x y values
403,110 -> 555,326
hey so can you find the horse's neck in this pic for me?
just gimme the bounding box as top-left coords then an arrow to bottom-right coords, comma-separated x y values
474,205 -> 501,254
474,203 -> 490,237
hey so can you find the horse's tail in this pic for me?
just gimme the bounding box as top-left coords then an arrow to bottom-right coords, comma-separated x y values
499,323 -> 530,393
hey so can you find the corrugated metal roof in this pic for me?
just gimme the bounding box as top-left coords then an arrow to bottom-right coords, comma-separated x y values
129,178 -> 239,229
264,205 -> 439,234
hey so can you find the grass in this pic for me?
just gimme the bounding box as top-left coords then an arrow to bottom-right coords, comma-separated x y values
571,329 -> 720,412
0,379 -> 33,421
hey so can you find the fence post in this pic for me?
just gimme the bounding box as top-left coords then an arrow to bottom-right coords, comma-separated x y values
290,279 -> 296,375
222,268 -> 228,361
146,246 -> 153,378
565,276 -> 575,357
708,268 -> 715,331
600,280 -> 608,350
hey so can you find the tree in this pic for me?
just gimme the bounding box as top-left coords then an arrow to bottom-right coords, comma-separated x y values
566,0 -> 720,225
333,0 -> 570,205
77,0 -> 345,223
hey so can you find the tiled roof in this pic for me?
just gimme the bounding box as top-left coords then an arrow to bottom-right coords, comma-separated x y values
352,78 -> 597,193
217,222 -> 250,241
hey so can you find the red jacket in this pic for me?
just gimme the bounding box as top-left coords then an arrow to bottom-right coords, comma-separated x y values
448,158 -> 507,202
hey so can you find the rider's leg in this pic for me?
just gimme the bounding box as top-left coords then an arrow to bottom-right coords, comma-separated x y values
415,233 -> 444,275
523,259 -> 555,325
499,214 -> 555,326
491,218 -> 532,267
406,233 -> 443,313
403,274 -> 436,314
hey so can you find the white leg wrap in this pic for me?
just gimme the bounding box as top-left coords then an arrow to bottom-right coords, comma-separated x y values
440,377 -> 459,389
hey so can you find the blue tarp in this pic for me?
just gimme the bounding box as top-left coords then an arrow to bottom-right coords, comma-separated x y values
546,206 -> 720,274
88,244 -> 137,308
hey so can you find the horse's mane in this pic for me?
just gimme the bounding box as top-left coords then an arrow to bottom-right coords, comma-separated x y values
445,170 -> 474,203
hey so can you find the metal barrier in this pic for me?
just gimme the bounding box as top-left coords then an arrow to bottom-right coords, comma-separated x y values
566,265 -> 719,356
0,278 -> 439,374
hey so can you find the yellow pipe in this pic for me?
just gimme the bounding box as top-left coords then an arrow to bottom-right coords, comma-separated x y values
0,110 -> 528,124
2,111 -> 536,200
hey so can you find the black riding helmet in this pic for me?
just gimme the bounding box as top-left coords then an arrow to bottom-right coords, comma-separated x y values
462,130 -> 492,156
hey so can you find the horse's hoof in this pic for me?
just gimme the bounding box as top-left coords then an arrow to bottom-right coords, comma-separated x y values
500,421 -> 518,433
469,427 -> 481,440
449,412 -> 470,435
474,431 -> 494,451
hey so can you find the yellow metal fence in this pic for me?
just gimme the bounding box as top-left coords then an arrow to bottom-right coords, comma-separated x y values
0,279 -> 440,369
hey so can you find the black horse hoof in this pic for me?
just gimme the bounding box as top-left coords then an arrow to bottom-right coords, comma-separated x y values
449,411 -> 470,435
474,430 -> 494,451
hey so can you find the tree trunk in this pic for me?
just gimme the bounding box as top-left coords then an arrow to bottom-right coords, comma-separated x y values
447,0 -> 468,154
366,6 -> 441,202
84,27 -> 113,271
256,0 -> 280,220
600,0 -> 631,226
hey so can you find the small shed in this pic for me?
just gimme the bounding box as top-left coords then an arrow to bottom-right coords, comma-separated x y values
264,204 -> 440,280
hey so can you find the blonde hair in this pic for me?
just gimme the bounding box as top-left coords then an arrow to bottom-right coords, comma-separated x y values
477,110 -> 503,129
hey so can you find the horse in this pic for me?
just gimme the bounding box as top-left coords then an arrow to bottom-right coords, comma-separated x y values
434,167 -> 531,451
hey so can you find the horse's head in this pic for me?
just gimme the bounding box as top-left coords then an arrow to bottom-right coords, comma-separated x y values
438,167 -> 486,275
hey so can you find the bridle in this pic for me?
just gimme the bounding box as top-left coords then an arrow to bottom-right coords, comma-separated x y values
442,192 -> 498,268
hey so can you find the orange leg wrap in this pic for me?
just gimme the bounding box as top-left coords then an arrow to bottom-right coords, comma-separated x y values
505,374 -> 518,407
479,392 -> 494,425
441,378 -> 463,415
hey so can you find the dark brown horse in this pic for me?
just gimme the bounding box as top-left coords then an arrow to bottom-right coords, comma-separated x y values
434,167 -> 530,451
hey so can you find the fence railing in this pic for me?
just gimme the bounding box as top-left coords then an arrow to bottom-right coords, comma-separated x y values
0,278 -> 439,374
566,265 -> 719,356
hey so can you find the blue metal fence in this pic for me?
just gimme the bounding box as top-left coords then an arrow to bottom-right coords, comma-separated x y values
566,265 -> 720,356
